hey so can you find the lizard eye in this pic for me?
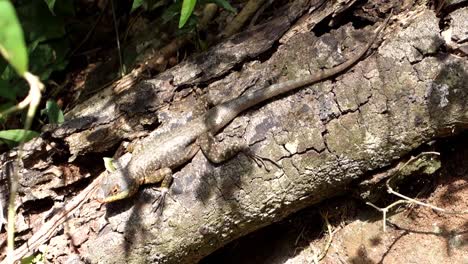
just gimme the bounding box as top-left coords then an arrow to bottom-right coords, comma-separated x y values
111,185 -> 120,195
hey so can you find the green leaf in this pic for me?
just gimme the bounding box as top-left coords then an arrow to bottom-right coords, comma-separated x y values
0,0 -> 28,75
0,129 -> 39,144
210,0 -> 236,13
175,15 -> 198,35
103,157 -> 116,172
0,56 -> 29,100
131,0 -> 145,12
179,0 -> 197,28
29,40 -> 69,80
0,102 -> 14,122
41,100 -> 64,124
162,0 -> 183,24
0,1 -> 69,102
18,1 -> 69,76
52,0 -> 74,17
43,0 -> 57,15
147,0 -> 171,11
17,1 -> 66,44
0,79 -> 17,100
20,252 -> 44,264
20,255 -> 35,264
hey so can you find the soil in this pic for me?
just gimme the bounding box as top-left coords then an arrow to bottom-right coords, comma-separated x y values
201,132 -> 468,264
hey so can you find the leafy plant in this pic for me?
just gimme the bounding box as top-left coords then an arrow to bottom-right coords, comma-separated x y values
132,0 -> 235,28
0,0 -> 70,125
0,0 -> 28,75
41,99 -> 64,124
0,1 -> 46,262
209,0 -> 236,13
179,0 -> 197,28
20,251 -> 44,264
0,129 -> 39,148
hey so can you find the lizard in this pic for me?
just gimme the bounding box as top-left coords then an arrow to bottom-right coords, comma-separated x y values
96,15 -> 391,203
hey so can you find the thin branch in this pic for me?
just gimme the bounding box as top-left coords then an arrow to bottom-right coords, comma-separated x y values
317,211 -> 334,261
387,187 -> 468,215
366,200 -> 412,232
6,72 -> 43,264
368,152 -> 468,232
110,0 -> 125,76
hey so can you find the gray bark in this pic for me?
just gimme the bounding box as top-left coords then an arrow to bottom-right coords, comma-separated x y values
1,1 -> 467,263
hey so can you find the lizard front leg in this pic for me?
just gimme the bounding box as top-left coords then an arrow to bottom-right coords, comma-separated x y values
143,167 -> 173,211
98,143 -> 197,203
141,142 -> 200,186
141,167 -> 172,186
145,144 -> 199,210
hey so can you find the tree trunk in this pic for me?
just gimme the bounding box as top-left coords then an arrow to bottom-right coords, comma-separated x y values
1,0 -> 467,263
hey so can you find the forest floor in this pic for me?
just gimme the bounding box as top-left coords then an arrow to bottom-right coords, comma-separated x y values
201,133 -> 468,264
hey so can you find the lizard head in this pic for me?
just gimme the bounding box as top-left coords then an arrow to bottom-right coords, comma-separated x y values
96,171 -> 139,203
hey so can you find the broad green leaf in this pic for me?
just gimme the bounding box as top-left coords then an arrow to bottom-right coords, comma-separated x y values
179,0 -> 197,28
41,100 -> 64,124
211,0 -> 236,13
131,0 -> 145,12
0,129 -> 39,143
0,0 -> 28,75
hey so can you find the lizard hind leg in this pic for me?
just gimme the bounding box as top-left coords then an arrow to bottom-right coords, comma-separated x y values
197,132 -> 272,171
197,132 -> 247,164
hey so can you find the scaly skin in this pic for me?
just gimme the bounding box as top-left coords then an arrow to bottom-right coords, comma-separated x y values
96,16 -> 390,203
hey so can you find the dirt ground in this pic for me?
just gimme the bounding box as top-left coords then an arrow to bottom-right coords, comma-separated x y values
201,133 -> 468,264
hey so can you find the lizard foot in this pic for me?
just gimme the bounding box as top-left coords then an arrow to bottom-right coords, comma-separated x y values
242,150 -> 280,172
152,187 -> 168,214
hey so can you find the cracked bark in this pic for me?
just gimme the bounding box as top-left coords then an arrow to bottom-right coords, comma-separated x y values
1,1 -> 467,264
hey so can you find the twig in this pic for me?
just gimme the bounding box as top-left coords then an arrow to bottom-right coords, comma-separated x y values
0,91 -> 32,118
386,152 -> 467,215
386,186 -> 468,215
68,8 -> 106,58
317,211 -> 333,261
110,0 -> 125,76
2,175 -> 100,264
6,72 -> 44,264
311,211 -> 335,263
366,200 -> 412,232
367,151 -> 468,232
0,198 -> 5,231
222,0 -> 267,37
